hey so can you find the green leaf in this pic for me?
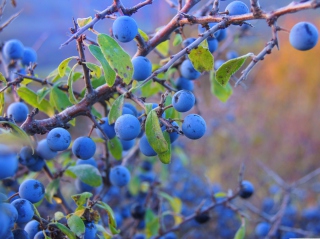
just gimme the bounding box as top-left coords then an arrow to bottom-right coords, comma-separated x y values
214,192 -> 227,198
189,46 -> 214,72
71,192 -> 93,207
158,192 -> 182,213
138,29 -> 149,41
72,72 -> 83,82
54,211 -> 65,221
84,62 -> 102,78
200,39 -> 209,49
107,137 -> 122,160
96,201 -> 120,235
156,40 -> 169,56
50,85 -> 72,111
0,92 -> 4,115
108,94 -> 124,124
144,103 -> 153,115
97,34 -> 133,85
145,209 -> 160,238
77,17 -> 92,27
67,165 -> 102,187
164,95 -> 173,120
37,87 -> 51,104
158,131 -> 171,164
96,224 -> 113,239
89,45 -> 116,86
210,71 -> 233,103
128,176 -> 140,196
215,53 -> 253,87
173,34 -> 183,46
0,72 -> 6,83
32,204 -> 42,221
67,214 -> 85,237
0,121 -> 34,152
45,179 -> 60,204
145,110 -> 168,154
67,64 -> 79,104
50,223 -> 76,239
17,86 -> 54,117
234,219 -> 246,239
58,57 -> 77,77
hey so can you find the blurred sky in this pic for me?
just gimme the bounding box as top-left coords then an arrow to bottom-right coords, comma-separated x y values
1,0 -> 318,73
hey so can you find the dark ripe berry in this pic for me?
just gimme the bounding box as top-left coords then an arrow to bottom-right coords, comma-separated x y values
141,160 -> 152,171
130,203 -> 146,220
194,213 -> 210,224
239,180 -> 254,199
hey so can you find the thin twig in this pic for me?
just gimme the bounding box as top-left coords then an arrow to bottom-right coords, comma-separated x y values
0,9 -> 21,32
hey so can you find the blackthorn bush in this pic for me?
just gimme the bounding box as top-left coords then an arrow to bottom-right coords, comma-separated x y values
0,1 -> 319,238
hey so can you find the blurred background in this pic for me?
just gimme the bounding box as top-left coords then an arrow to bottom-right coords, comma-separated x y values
2,0 -> 320,217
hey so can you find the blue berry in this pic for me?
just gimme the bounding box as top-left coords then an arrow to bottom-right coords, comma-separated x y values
75,179 -> 93,193
130,203 -> 146,219
225,1 -> 249,16
84,221 -> 97,239
182,114 -> 206,140
208,38 -> 218,53
11,199 -> 34,224
0,144 -> 18,179
19,146 -> 37,166
139,134 -> 157,156
22,47 -> 37,66
182,38 -> 196,48
12,229 -> 29,239
226,50 -> 239,60
0,192 -> 7,202
176,77 -> 194,91
109,165 -> 131,187
141,160 -> 153,171
34,231 -> 45,239
72,137 -> 96,160
3,231 -> 14,239
0,207 -> 10,237
96,117 -> 116,139
2,203 -> 18,228
217,28 -> 227,42
112,16 -> 138,43
133,233 -> 146,239
289,22 -> 318,51
168,121 -> 179,143
115,114 -> 141,140
160,232 -> 177,239
255,222 -> 270,237
7,102 -> 29,123
46,128 -> 71,151
172,90 -> 195,112
281,232 -> 298,239
76,158 -> 97,167
122,106 -> 135,115
24,220 -> 41,239
19,179 -> 45,204
36,139 -> 57,160
27,157 -> 45,172
132,56 -> 152,81
3,39 -> 24,60
120,139 -> 135,151
180,59 -> 200,80
239,180 -> 254,199
124,103 -> 138,117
